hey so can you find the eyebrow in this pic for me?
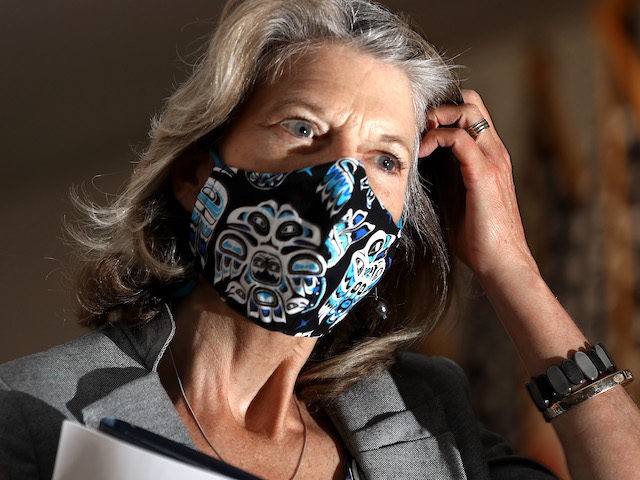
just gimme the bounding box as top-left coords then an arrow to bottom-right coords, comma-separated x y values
377,133 -> 413,157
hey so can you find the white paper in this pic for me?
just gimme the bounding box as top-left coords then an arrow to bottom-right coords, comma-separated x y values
52,420 -> 233,480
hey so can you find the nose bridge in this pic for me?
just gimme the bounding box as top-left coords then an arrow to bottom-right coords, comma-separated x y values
328,126 -> 362,161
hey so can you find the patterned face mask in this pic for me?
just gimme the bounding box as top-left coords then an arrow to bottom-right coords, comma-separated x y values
188,150 -> 403,337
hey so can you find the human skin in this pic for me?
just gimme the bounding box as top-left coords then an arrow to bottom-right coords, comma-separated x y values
167,44 -> 416,479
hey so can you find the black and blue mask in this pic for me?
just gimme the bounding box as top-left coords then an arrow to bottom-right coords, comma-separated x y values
188,150 -> 402,337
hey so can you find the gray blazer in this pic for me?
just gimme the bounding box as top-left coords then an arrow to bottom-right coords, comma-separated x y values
0,306 -> 556,479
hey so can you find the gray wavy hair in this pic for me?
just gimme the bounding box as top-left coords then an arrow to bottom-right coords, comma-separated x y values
71,0 -> 461,402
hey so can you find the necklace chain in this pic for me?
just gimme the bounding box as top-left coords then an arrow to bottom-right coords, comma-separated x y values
168,347 -> 307,479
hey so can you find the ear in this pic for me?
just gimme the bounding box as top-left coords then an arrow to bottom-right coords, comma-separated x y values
172,145 -> 211,212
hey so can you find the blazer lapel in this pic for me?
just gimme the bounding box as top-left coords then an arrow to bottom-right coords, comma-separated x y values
328,367 -> 467,479
79,305 -> 191,444
81,372 -> 195,448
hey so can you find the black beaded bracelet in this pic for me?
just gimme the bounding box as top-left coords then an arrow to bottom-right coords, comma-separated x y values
526,344 -> 619,413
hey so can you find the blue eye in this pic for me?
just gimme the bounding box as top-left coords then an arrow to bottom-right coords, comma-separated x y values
281,120 -> 315,138
376,154 -> 399,172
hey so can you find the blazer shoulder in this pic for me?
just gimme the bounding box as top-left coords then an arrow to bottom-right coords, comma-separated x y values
392,351 -> 469,393
0,328 -> 141,393
396,351 -> 465,372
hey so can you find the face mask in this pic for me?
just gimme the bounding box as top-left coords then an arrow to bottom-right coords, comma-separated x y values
188,150 -> 402,337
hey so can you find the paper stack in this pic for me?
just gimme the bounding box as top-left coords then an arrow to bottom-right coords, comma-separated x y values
52,420 -> 240,480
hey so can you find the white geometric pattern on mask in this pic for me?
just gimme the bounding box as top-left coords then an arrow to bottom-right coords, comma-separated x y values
214,200 -> 327,325
318,229 -> 396,329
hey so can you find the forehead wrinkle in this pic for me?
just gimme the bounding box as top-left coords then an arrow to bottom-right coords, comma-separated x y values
352,64 -> 415,155
268,50 -> 415,156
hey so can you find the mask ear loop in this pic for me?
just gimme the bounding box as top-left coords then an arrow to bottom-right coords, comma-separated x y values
168,277 -> 198,299
194,130 -> 227,168
373,287 -> 391,321
206,147 -> 239,178
209,148 -> 226,167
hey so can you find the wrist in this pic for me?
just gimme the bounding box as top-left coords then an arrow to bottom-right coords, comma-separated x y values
473,250 -> 541,293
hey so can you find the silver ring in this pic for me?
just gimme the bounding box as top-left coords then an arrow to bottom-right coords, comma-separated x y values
465,118 -> 491,140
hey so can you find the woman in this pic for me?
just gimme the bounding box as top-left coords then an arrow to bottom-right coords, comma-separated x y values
1,1 -> 639,479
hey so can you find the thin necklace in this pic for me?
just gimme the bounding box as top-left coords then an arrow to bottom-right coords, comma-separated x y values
168,347 -> 307,479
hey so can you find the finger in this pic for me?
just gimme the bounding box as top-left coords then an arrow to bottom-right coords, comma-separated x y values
461,89 -> 493,123
425,89 -> 494,132
420,132 -> 510,184
427,91 -> 507,155
426,102 -> 489,130
426,105 -> 497,150
461,90 -> 507,154
419,127 -> 488,174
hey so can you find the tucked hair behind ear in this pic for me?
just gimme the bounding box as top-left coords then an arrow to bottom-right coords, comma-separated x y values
70,0 -> 461,403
